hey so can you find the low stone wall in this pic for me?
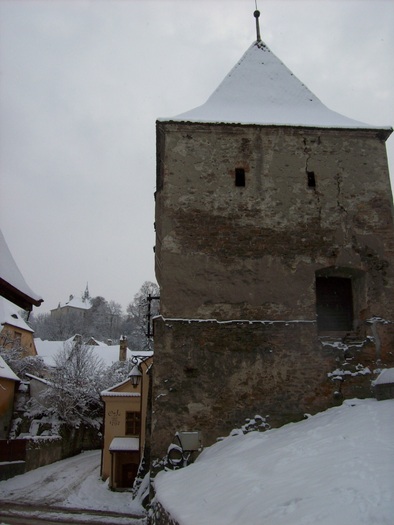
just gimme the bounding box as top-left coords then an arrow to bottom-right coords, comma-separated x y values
59,424 -> 102,459
25,436 -> 62,471
0,423 -> 102,481
0,436 -> 62,481
0,460 -> 25,481
149,500 -> 180,525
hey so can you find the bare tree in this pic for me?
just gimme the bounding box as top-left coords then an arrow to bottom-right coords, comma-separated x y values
42,339 -> 106,427
30,284 -> 158,348
124,281 -> 159,351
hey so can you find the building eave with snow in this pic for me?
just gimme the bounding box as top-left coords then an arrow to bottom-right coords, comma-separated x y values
0,230 -> 43,312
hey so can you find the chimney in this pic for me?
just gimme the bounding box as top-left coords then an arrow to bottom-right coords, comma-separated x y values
119,335 -> 127,361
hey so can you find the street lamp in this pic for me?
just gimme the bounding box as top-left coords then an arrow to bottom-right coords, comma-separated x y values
129,363 -> 142,387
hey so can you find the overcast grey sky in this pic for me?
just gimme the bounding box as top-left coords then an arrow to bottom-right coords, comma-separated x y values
1,0 -> 393,314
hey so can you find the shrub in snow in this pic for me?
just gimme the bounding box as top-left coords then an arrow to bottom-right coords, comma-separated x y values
0,342 -> 46,378
241,415 -> 271,433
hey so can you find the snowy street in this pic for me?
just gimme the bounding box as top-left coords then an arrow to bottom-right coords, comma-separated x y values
0,450 -> 146,524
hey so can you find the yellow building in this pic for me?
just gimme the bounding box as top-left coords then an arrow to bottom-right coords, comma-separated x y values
101,357 -> 151,490
0,229 -> 42,441
0,355 -> 20,439
0,297 -> 37,357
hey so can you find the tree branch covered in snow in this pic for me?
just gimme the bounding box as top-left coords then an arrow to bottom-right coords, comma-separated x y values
0,332 -> 46,377
39,340 -> 107,427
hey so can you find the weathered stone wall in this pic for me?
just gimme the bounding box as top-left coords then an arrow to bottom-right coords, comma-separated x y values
0,460 -> 25,481
149,499 -> 180,525
25,436 -> 62,471
0,437 -> 62,481
151,317 -> 394,458
155,123 -> 394,320
152,121 -> 394,460
59,424 -> 102,458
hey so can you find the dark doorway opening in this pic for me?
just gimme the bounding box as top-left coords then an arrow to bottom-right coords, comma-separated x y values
121,462 -> 138,488
316,276 -> 353,332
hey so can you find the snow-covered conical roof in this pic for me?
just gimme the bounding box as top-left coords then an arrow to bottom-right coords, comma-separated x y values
165,41 -> 391,132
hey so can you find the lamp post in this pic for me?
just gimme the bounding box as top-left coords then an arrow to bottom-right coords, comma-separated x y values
129,357 -> 142,388
128,356 -> 145,479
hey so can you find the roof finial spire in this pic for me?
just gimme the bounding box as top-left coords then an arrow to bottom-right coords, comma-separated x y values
254,2 -> 261,43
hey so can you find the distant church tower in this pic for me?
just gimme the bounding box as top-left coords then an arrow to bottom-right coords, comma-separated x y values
152,12 -> 394,459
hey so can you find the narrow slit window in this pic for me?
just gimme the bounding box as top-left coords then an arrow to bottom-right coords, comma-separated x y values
307,171 -> 316,188
235,168 -> 245,187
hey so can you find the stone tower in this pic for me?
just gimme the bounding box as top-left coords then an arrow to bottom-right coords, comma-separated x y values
152,17 -> 394,460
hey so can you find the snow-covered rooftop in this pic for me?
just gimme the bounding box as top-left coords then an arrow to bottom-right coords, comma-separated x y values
33,339 -> 63,368
0,229 -> 43,310
374,368 -> 394,385
0,354 -> 20,382
34,337 -> 151,368
163,41 -> 392,133
0,297 -> 34,333
101,388 -> 141,398
53,295 -> 92,311
109,437 -> 139,452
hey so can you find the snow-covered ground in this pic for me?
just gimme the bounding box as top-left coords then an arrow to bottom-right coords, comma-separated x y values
0,450 -> 145,524
1,399 -> 393,524
154,398 -> 394,525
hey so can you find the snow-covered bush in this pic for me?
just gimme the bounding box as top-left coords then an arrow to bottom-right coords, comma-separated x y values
0,341 -> 47,378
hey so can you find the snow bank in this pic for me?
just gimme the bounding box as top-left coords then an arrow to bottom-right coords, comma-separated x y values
154,399 -> 394,525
